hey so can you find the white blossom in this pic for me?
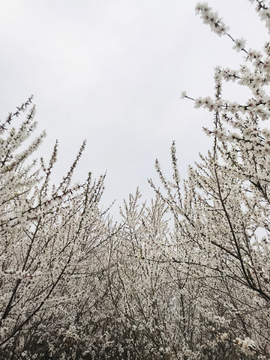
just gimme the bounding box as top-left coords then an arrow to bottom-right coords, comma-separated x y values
233,37 -> 247,52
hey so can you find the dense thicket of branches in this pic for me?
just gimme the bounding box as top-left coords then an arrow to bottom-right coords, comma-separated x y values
1,1 -> 270,359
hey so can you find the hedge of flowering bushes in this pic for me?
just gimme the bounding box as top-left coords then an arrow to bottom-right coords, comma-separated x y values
1,1 -> 270,359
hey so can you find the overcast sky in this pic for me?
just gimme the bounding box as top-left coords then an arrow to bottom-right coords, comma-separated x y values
0,0 -> 268,220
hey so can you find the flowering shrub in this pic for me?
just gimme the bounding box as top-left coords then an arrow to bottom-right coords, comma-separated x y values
0,98 -> 111,359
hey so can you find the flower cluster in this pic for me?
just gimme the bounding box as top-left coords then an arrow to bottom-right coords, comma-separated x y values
235,337 -> 257,354
195,2 -> 229,36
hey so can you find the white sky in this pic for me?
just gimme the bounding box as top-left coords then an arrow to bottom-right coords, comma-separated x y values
0,0 -> 268,220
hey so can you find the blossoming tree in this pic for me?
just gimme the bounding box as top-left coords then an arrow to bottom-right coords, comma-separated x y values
147,1 -> 270,358
0,98 -> 112,359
